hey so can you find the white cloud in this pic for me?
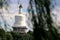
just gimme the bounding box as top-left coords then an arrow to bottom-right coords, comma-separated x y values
52,6 -> 60,26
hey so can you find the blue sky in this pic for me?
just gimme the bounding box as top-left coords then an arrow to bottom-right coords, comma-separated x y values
7,0 -> 60,14
8,0 -> 29,14
55,0 -> 60,6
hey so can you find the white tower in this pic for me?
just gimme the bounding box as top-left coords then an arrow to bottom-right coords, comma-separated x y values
12,4 -> 27,33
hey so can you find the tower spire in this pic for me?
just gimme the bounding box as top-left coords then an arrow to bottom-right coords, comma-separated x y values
19,4 -> 22,14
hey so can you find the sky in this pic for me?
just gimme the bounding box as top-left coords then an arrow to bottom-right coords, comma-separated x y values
8,0 -> 29,14
3,0 -> 60,14
55,0 -> 60,6
8,0 -> 60,14
0,0 -> 60,31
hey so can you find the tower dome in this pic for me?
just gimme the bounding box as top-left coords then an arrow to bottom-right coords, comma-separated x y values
12,4 -> 27,33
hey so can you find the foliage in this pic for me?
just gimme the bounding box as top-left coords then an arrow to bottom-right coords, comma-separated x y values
0,0 -> 9,10
27,31 -> 34,40
0,0 -> 3,8
11,32 -> 22,40
0,29 -> 6,40
11,31 -> 33,40
28,0 -> 60,40
6,32 -> 13,40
